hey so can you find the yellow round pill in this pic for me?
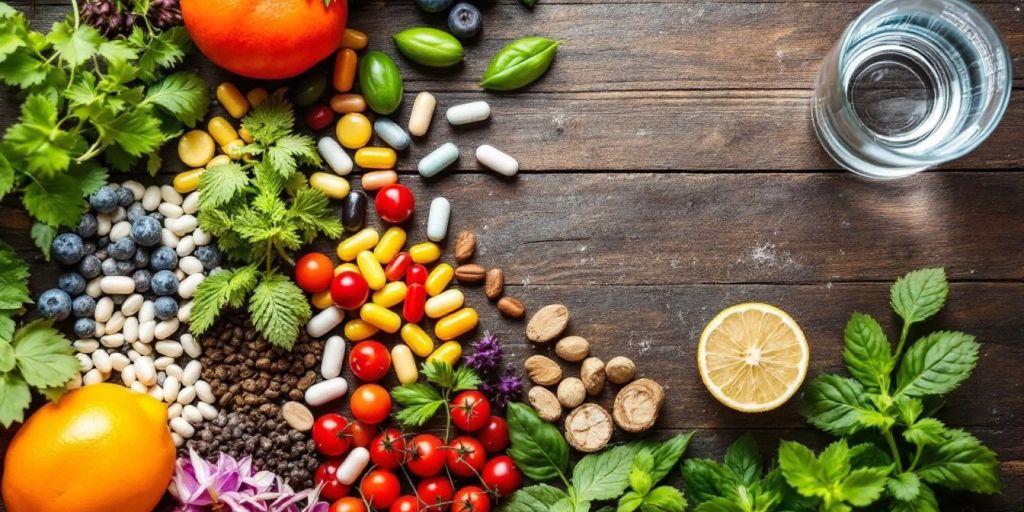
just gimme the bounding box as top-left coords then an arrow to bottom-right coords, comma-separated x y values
178,130 -> 215,168
337,113 -> 372,149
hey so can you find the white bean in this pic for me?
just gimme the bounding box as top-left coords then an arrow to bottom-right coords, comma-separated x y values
159,203 -> 184,219
426,197 -> 451,242
83,368 -> 104,385
183,360 -> 202,386
130,381 -> 148,393
178,274 -> 204,299
100,334 -> 125,348
94,321 -> 105,338
168,402 -> 183,419
176,235 -> 196,257
86,277 -> 102,298
318,137 -> 354,176
165,363 -> 184,382
179,256 -> 204,275
180,332 -> 201,358
121,294 -> 144,316
127,349 -> 141,361
182,192 -> 200,214
175,269 -> 186,281
139,320 -> 156,344
304,377 -> 349,406
97,213 -> 112,236
121,365 -> 137,386
170,417 -> 195,438
197,402 -> 219,421
446,101 -> 490,125
192,228 -> 211,246
139,300 -> 155,323
161,185 -> 184,205
321,336 -> 346,379
76,353 -> 93,372
177,386 -> 197,405
135,356 -> 156,386
163,376 -> 181,403
156,341 -> 184,358
109,221 -> 131,241
161,228 -> 180,248
148,385 -> 165,401
177,300 -> 194,324
154,319 -> 179,340
408,91 -> 436,136
132,341 -> 152,356
142,186 -> 161,211
307,307 -> 345,338
475,144 -> 519,177
104,312 -> 125,334
182,404 -> 204,424
123,317 -> 139,343
110,352 -> 131,372
336,447 -> 370,485
66,372 -> 83,390
74,339 -> 99,354
92,349 -> 112,373
154,356 -> 175,370
100,276 -> 135,296
195,380 -> 215,403
122,180 -> 145,200
95,297 -> 114,323
170,215 -> 197,237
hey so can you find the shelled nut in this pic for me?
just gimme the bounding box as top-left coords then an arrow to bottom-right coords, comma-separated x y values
454,231 -> 476,262
606,356 -> 636,384
555,336 -> 589,362
527,304 -> 569,343
454,264 -> 486,283
485,268 -> 504,300
525,355 -> 562,385
497,297 -> 525,319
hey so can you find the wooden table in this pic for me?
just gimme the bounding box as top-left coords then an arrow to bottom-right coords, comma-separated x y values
2,0 -> 1023,510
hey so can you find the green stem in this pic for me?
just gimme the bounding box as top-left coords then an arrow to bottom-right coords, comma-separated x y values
908,444 -> 924,472
70,0 -> 80,29
442,389 -> 452,443
894,321 -> 911,362
883,428 -> 904,472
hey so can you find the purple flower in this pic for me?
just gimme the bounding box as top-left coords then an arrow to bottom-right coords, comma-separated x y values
482,368 -> 523,408
465,331 -> 503,373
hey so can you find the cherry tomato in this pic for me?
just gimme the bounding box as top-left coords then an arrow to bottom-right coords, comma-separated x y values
350,383 -> 391,424
481,456 -> 522,497
451,486 -> 490,512
347,420 -> 378,448
331,497 -> 368,512
349,340 -> 392,382
405,264 -> 428,285
391,495 -> 422,512
477,416 -> 509,453
375,184 -> 415,224
332,271 -> 370,309
295,252 -> 334,293
360,469 -> 401,509
407,434 -> 445,477
306,104 -> 335,131
416,476 -> 454,512
450,391 -> 491,432
315,458 -> 351,501
313,413 -> 351,457
446,436 -> 486,478
370,428 -> 409,470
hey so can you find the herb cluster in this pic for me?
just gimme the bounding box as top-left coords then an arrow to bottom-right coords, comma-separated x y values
392,360 -> 482,430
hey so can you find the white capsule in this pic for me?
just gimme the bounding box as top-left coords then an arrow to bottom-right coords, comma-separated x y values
182,192 -> 200,214
85,277 -> 102,298
104,312 -> 125,334
76,353 -> 93,372
336,447 -> 370,485
318,137 -> 354,176
163,376 -> 181,403
161,229 -> 180,248
178,274 -> 204,299
122,180 -> 145,200
121,364 -> 137,386
307,307 -> 345,338
154,319 -> 180,340
123,317 -> 139,343
134,356 -> 156,386
304,377 -> 349,407
73,339 -> 99,354
95,297 -> 114,323
418,142 -> 459,178
110,352 -> 131,372
132,341 -> 152,356
426,197 -> 451,242
197,402 -> 219,421
91,349 -> 112,373
156,340 -> 184,358
167,402 -> 184,419
170,417 -> 195,438
121,294 -> 144,316
321,336 -> 346,379
177,300 -> 194,324
475,144 -> 519,177
182,404 -> 204,424
83,368 -> 104,385
373,118 -> 411,150
154,356 -> 175,370
195,380 -> 215,403
142,186 -> 161,211
446,101 -> 490,126
180,332 -> 201,358
183,360 -> 202,386
139,300 -> 155,323
109,221 -> 131,242
176,235 -> 196,257
177,386 -> 197,405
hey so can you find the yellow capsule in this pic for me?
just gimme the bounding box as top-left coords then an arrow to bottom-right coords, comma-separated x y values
311,290 -> 334,310
207,116 -> 239,147
217,82 -> 250,119
336,228 -> 379,261
360,303 -> 401,334
335,263 -> 360,275
425,289 -> 464,319
373,227 -> 406,264
238,126 -> 255,144
247,87 -> 269,107
427,341 -> 463,366
357,250 -> 386,290
409,242 -> 441,264
222,138 -> 246,160
178,130 -> 215,168
206,154 -> 232,169
434,307 -> 478,341
173,169 -> 204,194
424,263 -> 453,296
372,281 -> 407,308
400,323 -> 435,358
391,344 -> 418,385
337,113 -> 372,149
311,172 -> 352,200
344,319 -> 379,341
354,147 -> 396,170
341,28 -> 369,50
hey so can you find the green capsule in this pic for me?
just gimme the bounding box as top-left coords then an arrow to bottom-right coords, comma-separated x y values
393,27 -> 465,68
359,51 -> 404,115
293,73 -> 327,106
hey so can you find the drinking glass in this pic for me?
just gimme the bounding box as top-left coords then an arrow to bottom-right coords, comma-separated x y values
812,0 -> 1012,179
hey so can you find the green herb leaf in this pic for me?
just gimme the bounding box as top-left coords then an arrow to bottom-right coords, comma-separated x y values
617,491 -> 643,512
890,268 -> 947,326
895,331 -> 979,398
641,433 -> 693,484
100,107 -> 163,156
802,374 -> 892,435
143,71 -> 210,127
0,372 -> 31,428
499,485 -> 570,512
724,433 -> 761,486
506,402 -> 569,482
132,26 -> 190,81
0,48 -> 48,88
842,313 -> 892,389
5,94 -> 84,176
248,271 -> 311,350
629,449 -> 655,495
0,241 -> 31,311
189,265 -> 259,335
839,467 -> 889,506
392,383 -> 445,427
198,163 -> 250,209
916,429 -> 1001,494
23,174 -> 88,227
903,417 -> 946,447
573,444 -> 637,501
886,472 -> 921,502
243,95 -> 295,143
46,20 -> 101,66
29,222 -> 56,259
890,484 -> 938,512
693,498 -> 744,512
481,37 -> 559,91
0,149 -> 14,200
0,339 -> 15,371
451,365 -> 482,391
267,134 -> 319,177
640,486 -> 686,512
682,459 -> 739,506
13,319 -> 76,388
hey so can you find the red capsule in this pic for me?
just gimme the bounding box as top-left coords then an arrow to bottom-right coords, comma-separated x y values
385,252 -> 412,282
405,264 -> 428,286
403,283 -> 426,324
306,104 -> 335,131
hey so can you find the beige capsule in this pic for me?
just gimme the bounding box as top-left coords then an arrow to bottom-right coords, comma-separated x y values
408,91 -> 436,137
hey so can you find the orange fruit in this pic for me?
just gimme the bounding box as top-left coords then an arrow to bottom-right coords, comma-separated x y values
2,384 -> 175,512
182,0 -> 348,79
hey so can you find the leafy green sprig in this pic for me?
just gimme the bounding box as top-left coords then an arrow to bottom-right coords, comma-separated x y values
392,360 -> 482,439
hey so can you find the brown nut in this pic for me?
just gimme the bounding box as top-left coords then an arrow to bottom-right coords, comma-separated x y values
527,304 -> 569,343
606,356 -> 637,384
564,403 -> 613,452
555,336 -> 590,362
580,357 -> 606,396
454,231 -> 476,262
528,386 -> 562,422
613,378 -> 665,433
557,377 -> 586,408
281,401 -> 314,432
524,355 -> 562,385
497,297 -> 525,319
485,268 -> 504,300
454,264 -> 486,283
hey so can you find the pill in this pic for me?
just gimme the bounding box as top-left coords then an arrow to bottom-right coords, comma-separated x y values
342,28 -> 369,50
207,116 -> 239,147
178,130 -> 215,168
312,290 -> 334,309
476,144 -> 519,177
337,113 -> 372,149
305,377 -> 350,407
391,345 -> 418,385
356,250 -> 386,290
372,281 -> 407,308
374,226 -> 406,264
434,307 -> 478,340
406,264 -> 428,286
403,283 -> 426,324
424,263 -> 453,297
100,276 -> 135,295
310,172 -> 351,199
331,94 -> 367,114
355,147 -> 397,170
426,197 -> 450,242
337,228 -> 379,261
409,242 -> 441,264
400,322 -> 434,357
207,154 -> 232,169
239,126 -> 255,144
217,82 -> 250,118
361,170 -> 398,191
373,117 -> 411,150
446,101 -> 490,125
360,303 -> 401,334
173,169 -> 203,194
333,48 -> 358,92
336,447 -> 370,485
247,87 -> 269,107
344,319 -> 380,341
427,341 -> 463,366
409,92 -> 436,137
321,335 -> 346,379
294,75 -> 326,106
339,190 -> 368,233
222,139 -> 245,160
307,306 -> 346,338
425,289 -> 465,319
384,252 -> 412,282
318,137 -> 354,176
418,142 -> 459,178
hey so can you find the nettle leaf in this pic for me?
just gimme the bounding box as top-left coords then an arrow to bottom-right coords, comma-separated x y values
895,331 -> 979,398
498,484 -> 569,512
29,222 -> 56,259
0,241 -> 31,311
23,174 -> 88,227
842,313 -> 892,389
890,268 -> 947,325
198,162 -> 250,209
724,433 -> 762,486
143,71 -> 210,127
572,443 -> 637,501
189,265 -> 259,335
916,429 -> 1001,494
248,272 -> 311,350
903,417 -> 946,447
802,375 -> 893,436
0,373 -> 31,428
506,402 -> 569,482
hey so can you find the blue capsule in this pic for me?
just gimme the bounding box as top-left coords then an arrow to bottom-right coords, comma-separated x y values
418,142 -> 460,178
373,118 -> 411,150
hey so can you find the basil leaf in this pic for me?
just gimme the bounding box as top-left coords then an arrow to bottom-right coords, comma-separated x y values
572,444 -> 637,501
506,402 -> 569,482
890,268 -> 947,326
895,331 -> 979,398
393,27 -> 464,67
498,484 -> 569,512
359,51 -> 403,115
842,313 -> 892,389
480,37 -> 559,91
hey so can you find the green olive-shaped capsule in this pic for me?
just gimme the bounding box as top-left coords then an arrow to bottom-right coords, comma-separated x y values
480,37 -> 559,91
293,73 -> 328,107
393,27 -> 465,68
359,51 -> 404,115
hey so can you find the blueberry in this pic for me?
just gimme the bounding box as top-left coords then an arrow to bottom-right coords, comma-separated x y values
51,232 -> 85,265
77,213 -> 98,238
131,216 -> 162,247
416,0 -> 453,13
151,270 -> 179,296
132,269 -> 152,293
83,242 -> 96,255
72,295 -> 96,318
133,247 -> 150,268
448,2 -> 482,39
58,272 -> 87,296
115,187 -> 134,207
110,206 -> 127,224
149,212 -> 165,224
154,296 -> 179,320
96,236 -> 109,249
89,187 -> 118,213
193,245 -> 221,270
126,203 -> 147,223
150,247 -> 178,271
109,238 -> 137,261
78,254 -> 102,279
74,318 -> 96,338
101,258 -> 119,276
115,261 -> 135,275
38,289 -> 72,320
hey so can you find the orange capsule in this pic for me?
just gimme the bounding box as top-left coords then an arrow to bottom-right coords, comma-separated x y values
330,94 -> 367,114
341,29 -> 369,50
247,88 -> 269,107
361,170 -> 398,191
333,49 -> 358,93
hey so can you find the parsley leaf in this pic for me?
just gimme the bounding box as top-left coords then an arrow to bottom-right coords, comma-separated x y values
890,267 -> 947,326
391,383 -> 445,427
895,331 -> 979,398
248,271 -> 311,350
143,71 -> 210,127
0,372 -> 31,427
12,319 -> 76,388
